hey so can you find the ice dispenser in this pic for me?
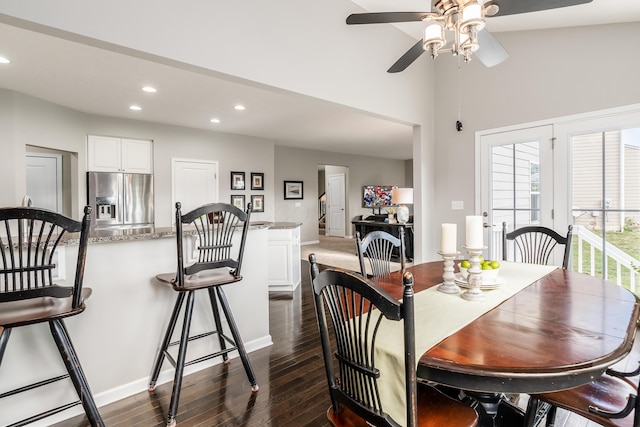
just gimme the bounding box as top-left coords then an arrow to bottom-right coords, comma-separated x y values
96,197 -> 117,220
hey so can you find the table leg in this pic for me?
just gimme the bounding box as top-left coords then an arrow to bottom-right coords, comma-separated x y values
461,391 -> 528,427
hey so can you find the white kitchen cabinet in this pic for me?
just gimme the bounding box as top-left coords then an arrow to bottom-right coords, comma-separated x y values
87,135 -> 153,173
268,224 -> 301,292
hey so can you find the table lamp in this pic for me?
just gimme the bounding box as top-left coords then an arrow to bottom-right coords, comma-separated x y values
392,188 -> 413,223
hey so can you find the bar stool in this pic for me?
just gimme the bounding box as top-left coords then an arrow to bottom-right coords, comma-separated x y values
0,206 -> 104,427
148,202 -> 259,427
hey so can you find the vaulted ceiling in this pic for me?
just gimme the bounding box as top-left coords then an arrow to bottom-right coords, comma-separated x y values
1,1 -> 638,160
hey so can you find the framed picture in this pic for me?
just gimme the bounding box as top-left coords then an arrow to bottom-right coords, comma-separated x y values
231,171 -> 245,190
251,172 -> 264,190
230,194 -> 245,210
284,180 -> 304,200
251,195 -> 264,212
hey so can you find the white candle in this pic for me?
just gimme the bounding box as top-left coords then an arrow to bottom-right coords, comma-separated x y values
466,215 -> 484,248
440,223 -> 457,254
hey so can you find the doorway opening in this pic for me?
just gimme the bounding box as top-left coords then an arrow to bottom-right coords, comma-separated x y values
25,145 -> 76,218
318,165 -> 349,238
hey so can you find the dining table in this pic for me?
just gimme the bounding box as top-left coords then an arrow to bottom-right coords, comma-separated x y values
371,260 -> 640,427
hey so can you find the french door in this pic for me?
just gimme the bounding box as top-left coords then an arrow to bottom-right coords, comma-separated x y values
479,105 -> 640,290
479,125 -> 554,261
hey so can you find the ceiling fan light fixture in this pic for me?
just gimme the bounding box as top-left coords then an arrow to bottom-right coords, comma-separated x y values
423,21 -> 446,58
459,1 -> 486,33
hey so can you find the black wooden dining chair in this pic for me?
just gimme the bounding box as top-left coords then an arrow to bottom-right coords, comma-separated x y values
148,202 -> 258,427
524,363 -> 640,427
502,222 -> 573,268
308,254 -> 478,427
356,228 -> 406,277
0,206 -> 104,427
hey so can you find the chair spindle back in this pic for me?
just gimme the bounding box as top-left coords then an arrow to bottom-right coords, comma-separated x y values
309,254 -> 417,427
175,202 -> 252,287
0,206 -> 91,309
502,223 -> 573,269
356,228 -> 406,277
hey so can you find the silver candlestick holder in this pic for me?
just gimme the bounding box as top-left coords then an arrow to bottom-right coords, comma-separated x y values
462,245 -> 487,301
437,251 -> 461,294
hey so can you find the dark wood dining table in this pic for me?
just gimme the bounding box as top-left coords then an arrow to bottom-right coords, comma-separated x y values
372,261 -> 640,425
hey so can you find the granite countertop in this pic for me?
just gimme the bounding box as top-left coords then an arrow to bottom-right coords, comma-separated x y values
63,221 -> 276,245
269,222 -> 302,229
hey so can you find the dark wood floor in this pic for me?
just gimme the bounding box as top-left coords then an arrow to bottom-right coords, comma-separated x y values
52,259 -> 640,427
54,261 -> 331,427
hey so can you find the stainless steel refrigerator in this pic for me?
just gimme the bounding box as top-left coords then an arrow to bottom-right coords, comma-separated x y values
87,172 -> 154,229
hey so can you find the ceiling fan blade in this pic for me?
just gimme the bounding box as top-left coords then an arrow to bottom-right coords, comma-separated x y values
475,30 -> 509,67
485,0 -> 592,17
346,12 -> 429,25
388,40 -> 425,73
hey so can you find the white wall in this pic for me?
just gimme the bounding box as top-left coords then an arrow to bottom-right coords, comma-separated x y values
1,90 -> 408,244
1,90 -> 277,225
3,5 -> 635,260
0,0 -> 437,259
274,145 -> 407,244
433,22 -> 640,251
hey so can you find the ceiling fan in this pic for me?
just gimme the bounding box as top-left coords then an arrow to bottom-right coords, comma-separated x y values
346,0 -> 593,72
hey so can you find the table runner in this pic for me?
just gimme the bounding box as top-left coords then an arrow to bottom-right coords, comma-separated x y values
375,261 -> 557,425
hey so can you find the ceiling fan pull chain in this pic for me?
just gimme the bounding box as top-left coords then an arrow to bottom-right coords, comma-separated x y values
456,57 -> 463,132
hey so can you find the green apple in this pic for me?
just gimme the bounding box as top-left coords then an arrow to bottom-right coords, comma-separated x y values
460,260 -> 470,269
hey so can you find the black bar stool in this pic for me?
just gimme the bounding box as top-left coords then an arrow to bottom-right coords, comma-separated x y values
0,206 -> 104,427
148,202 -> 259,427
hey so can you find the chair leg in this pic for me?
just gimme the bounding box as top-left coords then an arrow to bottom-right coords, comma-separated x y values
208,287 -> 229,363
166,290 -> 196,427
523,397 -> 540,427
49,319 -> 104,427
149,292 -> 187,391
545,405 -> 557,427
0,327 -> 11,364
215,287 -> 259,392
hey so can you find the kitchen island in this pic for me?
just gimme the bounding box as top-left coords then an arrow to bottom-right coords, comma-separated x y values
267,222 -> 302,292
2,223 -> 272,426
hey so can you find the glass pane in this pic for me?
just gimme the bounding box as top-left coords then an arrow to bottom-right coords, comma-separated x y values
570,127 -> 640,293
571,132 -> 603,214
623,128 -> 640,215
514,142 -> 538,213
491,142 -> 540,231
491,145 -> 514,211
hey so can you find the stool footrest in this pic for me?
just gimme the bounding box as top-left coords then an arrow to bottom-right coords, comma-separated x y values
0,374 -> 69,399
185,346 -> 239,368
164,330 -> 239,368
168,330 -> 217,347
8,400 -> 81,427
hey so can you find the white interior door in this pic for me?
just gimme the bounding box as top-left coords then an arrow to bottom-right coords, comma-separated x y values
25,153 -> 63,212
327,173 -> 346,237
172,158 -> 219,215
479,125 -> 554,260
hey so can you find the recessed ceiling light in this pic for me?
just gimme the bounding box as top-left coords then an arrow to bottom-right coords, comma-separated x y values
0,56 -> 10,64
234,105 -> 246,111
210,118 -> 221,124
142,86 -> 157,93
129,105 -> 142,111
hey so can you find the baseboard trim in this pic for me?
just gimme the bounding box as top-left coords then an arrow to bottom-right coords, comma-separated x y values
30,335 -> 273,427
